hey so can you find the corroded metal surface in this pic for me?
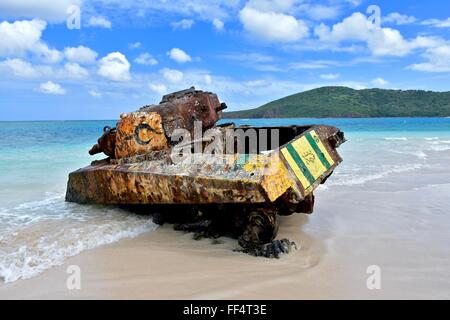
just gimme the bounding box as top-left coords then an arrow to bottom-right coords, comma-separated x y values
88,87 -> 226,159
67,88 -> 345,212
66,88 -> 346,257
89,126 -> 116,157
114,112 -> 168,159
142,87 -> 227,137
66,124 -> 344,207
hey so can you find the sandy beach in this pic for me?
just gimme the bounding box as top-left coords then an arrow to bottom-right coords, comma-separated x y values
2,0 -> 450,302
1,120 -> 450,299
2,164 -> 449,299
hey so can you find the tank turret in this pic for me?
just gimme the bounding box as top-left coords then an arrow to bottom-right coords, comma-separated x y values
89,87 -> 227,159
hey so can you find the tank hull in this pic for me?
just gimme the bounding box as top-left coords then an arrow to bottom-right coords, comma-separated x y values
66,124 -> 344,209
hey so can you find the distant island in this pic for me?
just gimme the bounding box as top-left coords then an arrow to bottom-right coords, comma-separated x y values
225,86 -> 450,118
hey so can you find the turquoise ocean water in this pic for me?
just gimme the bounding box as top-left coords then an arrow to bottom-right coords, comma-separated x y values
1,118 -> 450,282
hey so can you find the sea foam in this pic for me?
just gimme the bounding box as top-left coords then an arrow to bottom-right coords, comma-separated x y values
0,194 -> 158,283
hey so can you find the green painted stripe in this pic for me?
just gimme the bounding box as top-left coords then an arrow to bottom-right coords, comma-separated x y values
286,144 -> 315,186
305,132 -> 331,170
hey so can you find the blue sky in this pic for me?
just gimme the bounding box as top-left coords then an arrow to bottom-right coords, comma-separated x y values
0,0 -> 449,120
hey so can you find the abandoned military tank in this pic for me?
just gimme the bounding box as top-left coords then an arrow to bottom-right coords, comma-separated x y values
66,87 -> 345,258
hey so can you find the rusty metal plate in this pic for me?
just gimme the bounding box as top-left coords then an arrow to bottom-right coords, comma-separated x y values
114,111 -> 168,159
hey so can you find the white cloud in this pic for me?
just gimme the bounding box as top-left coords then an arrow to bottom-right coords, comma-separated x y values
0,19 -> 62,63
64,46 -> 98,64
315,12 -> 412,56
320,73 -> 340,80
88,89 -> 102,97
171,19 -> 195,30
422,18 -> 450,28
239,6 -> 308,43
39,81 -> 66,95
409,45 -> 450,72
383,13 -> 417,25
98,52 -> 131,81
161,68 -> 184,83
0,58 -> 39,78
371,77 -> 388,86
64,62 -> 89,79
0,58 -> 92,80
0,0 -> 81,22
213,18 -> 224,31
36,45 -> 62,64
149,83 -> 167,95
87,16 -> 112,29
167,48 -> 192,63
134,53 -> 158,66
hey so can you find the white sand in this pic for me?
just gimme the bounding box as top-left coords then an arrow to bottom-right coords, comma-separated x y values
1,166 -> 449,299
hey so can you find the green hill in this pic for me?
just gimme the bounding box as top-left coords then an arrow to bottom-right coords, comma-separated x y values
225,86 -> 450,118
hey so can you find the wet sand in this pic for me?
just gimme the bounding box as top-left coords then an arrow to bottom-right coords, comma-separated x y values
1,167 -> 449,300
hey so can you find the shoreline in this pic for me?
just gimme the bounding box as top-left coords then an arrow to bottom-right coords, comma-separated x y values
2,169 -> 449,299
2,116 -> 450,122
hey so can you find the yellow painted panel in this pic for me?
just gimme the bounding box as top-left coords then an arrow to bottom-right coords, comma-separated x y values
310,130 -> 334,166
292,137 -> 326,179
281,147 -> 310,190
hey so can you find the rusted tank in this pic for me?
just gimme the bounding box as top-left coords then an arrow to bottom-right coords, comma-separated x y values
66,88 -> 345,258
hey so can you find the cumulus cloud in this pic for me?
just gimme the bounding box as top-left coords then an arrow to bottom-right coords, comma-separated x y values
314,13 -> 449,67
167,48 -> 192,63
0,58 -> 93,80
409,45 -> 450,72
64,62 -> 89,79
64,46 -> 98,64
239,5 -> 308,43
171,19 -> 195,30
134,53 -> 158,66
0,0 -> 81,22
87,16 -> 112,29
98,52 -> 131,81
0,19 -> 62,63
39,81 -> 66,95
161,68 -> 184,83
315,12 -> 412,56
0,58 -> 39,78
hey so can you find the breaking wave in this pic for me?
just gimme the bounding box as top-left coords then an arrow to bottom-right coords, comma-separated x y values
327,164 -> 423,187
384,137 -> 408,141
0,193 -> 157,283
